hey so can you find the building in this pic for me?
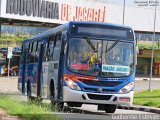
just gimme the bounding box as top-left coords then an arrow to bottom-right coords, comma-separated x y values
0,0 -> 160,75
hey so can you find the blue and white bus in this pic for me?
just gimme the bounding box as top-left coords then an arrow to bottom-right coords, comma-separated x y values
18,21 -> 136,113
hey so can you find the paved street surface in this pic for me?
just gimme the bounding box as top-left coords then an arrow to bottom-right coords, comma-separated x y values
55,104 -> 155,120
135,80 -> 160,91
0,77 -> 19,94
0,77 -> 159,120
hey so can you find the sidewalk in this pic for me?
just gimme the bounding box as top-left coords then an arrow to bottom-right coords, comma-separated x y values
0,77 -> 18,94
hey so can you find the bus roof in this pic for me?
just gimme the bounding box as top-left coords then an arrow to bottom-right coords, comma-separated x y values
23,21 -> 133,44
69,21 -> 133,29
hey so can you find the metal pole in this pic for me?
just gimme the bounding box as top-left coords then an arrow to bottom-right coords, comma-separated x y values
0,17 -> 1,37
122,0 -> 125,25
158,42 -> 159,50
149,1 -> 157,91
8,58 -> 10,79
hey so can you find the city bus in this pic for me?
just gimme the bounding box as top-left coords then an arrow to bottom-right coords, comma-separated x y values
18,21 -> 136,113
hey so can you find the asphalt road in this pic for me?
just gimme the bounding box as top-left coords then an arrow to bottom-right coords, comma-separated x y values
0,77 -> 159,120
0,77 -> 19,94
135,80 -> 160,91
55,104 -> 155,120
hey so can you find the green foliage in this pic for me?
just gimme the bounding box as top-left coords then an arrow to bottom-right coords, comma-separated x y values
0,95 -> 60,120
138,43 -> 160,50
0,33 -> 30,42
0,33 -> 31,48
134,89 -> 160,108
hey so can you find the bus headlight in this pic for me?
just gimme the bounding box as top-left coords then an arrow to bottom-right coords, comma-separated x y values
118,82 -> 134,94
64,78 -> 81,90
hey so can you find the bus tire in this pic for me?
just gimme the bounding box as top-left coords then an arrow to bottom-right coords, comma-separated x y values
105,104 -> 116,113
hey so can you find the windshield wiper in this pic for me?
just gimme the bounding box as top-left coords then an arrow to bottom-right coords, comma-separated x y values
84,36 -> 97,52
106,39 -> 121,52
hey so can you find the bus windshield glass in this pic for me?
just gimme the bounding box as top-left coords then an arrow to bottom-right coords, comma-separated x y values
67,38 -> 134,77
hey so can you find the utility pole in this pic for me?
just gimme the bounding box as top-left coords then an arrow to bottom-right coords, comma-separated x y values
122,0 -> 126,25
0,17 -> 1,37
149,0 -> 158,91
158,42 -> 159,50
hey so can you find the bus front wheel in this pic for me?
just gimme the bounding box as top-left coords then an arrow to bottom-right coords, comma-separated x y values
105,104 -> 116,113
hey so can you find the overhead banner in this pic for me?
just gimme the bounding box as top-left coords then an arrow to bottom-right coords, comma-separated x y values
0,0 -> 160,32
0,0 -> 107,23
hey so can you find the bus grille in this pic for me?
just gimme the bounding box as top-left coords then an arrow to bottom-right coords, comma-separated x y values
84,88 -> 115,93
87,94 -> 112,100
79,79 -> 122,87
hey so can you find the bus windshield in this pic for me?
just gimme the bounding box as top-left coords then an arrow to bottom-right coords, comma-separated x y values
67,38 -> 134,77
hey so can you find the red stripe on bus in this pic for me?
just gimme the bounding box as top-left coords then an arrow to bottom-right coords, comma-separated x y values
63,74 -> 94,81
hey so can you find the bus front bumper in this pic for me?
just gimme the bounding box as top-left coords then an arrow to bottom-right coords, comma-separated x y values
63,86 -> 134,106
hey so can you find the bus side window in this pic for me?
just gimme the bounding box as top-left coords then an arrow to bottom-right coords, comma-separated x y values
27,42 -> 36,64
53,34 -> 61,61
35,41 -> 41,63
48,36 -> 55,61
31,41 -> 37,63
44,40 -> 49,62
30,42 -> 34,63
27,43 -> 32,64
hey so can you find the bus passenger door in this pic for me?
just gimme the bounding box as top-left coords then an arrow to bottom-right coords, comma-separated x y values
42,34 -> 61,100
52,33 -> 62,101
41,33 -> 62,100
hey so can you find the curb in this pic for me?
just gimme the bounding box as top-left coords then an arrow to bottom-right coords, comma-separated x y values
117,105 -> 160,114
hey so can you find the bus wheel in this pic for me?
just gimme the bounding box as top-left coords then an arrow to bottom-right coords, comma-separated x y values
104,104 -> 116,113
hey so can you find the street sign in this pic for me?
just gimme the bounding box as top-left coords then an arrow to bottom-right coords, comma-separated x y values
7,47 -> 13,58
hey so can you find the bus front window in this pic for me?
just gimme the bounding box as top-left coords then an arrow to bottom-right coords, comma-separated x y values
102,41 -> 134,77
67,38 -> 134,77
